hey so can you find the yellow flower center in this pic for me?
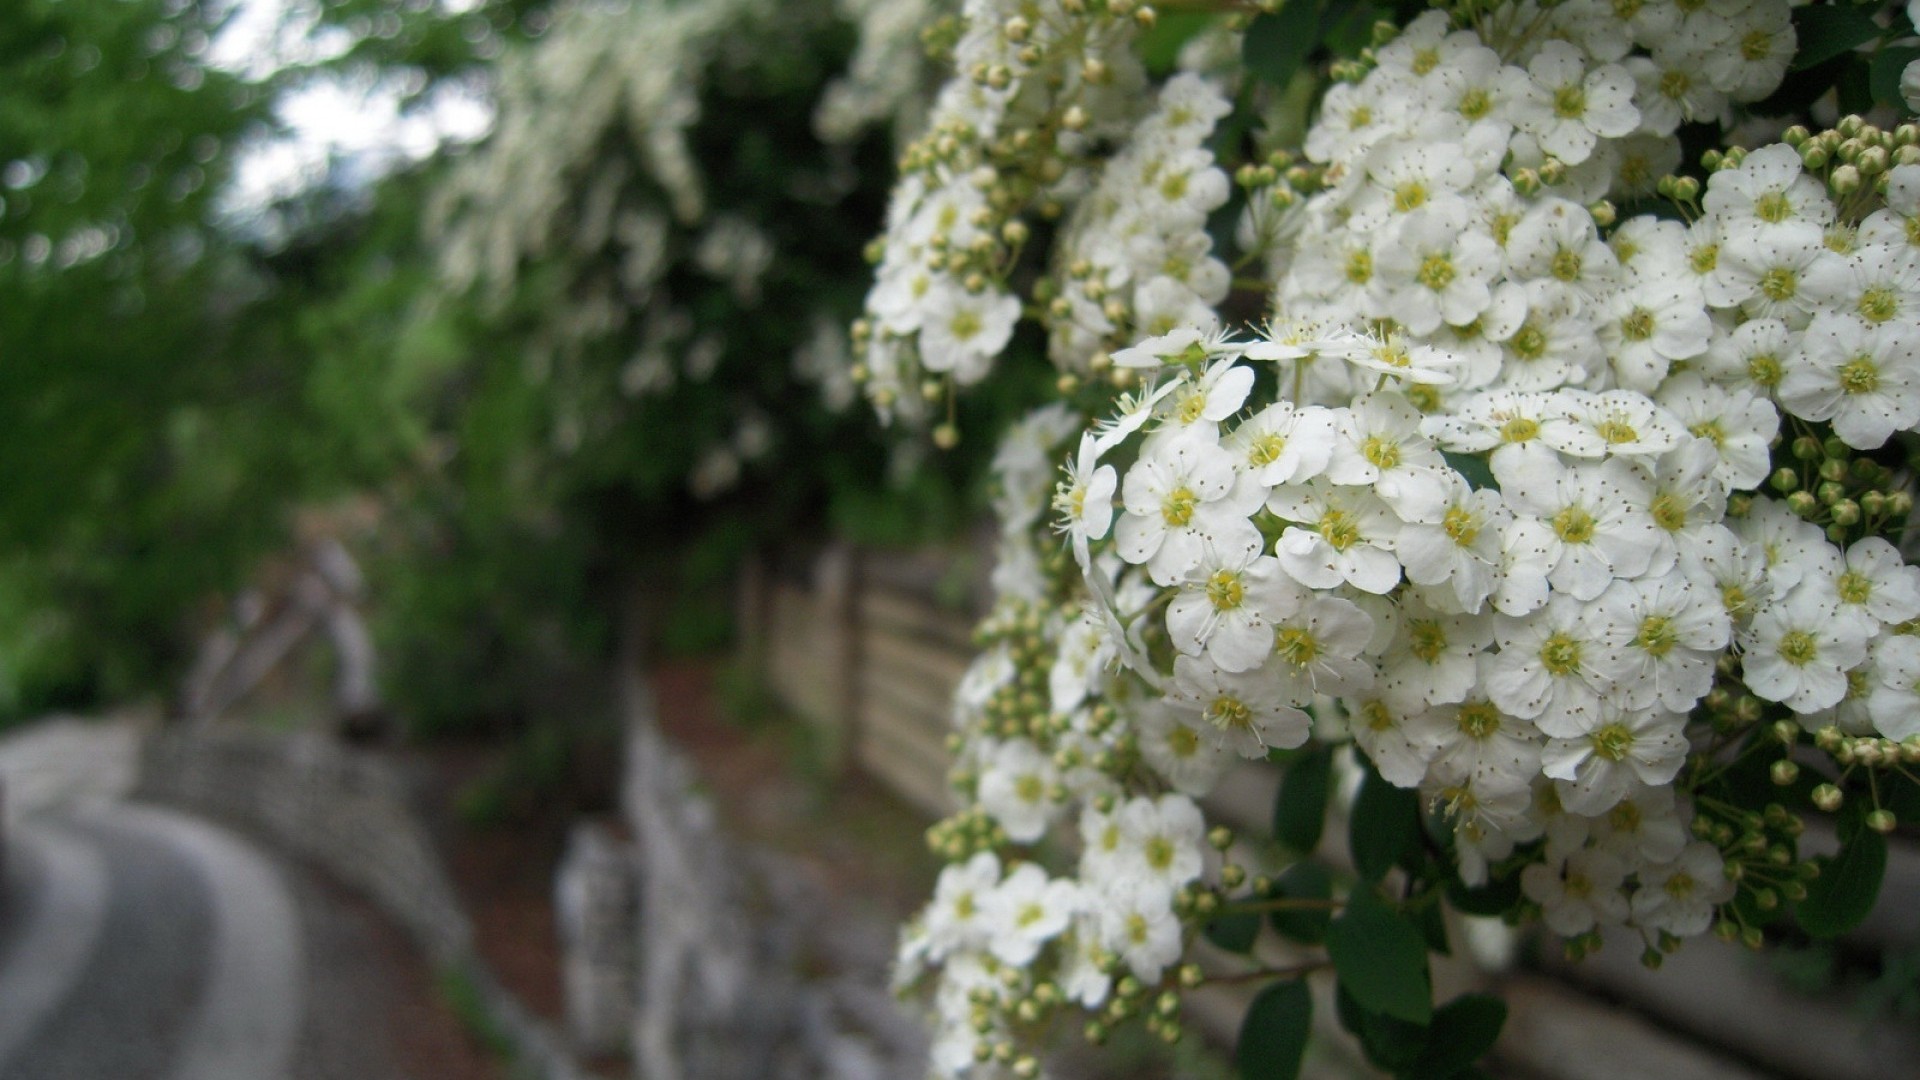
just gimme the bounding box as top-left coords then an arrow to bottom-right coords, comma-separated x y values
1591,722 -> 1634,761
1409,619 -> 1448,662
1456,701 -> 1501,739
1207,569 -> 1245,611
1839,356 -> 1881,396
1444,506 -> 1481,545
1162,486 -> 1198,527
1635,614 -> 1678,657
1553,505 -> 1597,544
1540,633 -> 1582,676
1777,630 -> 1819,666
1275,626 -> 1321,667
1207,695 -> 1253,731
1417,252 -> 1456,290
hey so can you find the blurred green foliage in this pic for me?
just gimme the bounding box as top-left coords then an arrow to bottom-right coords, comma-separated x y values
0,0 -> 1023,738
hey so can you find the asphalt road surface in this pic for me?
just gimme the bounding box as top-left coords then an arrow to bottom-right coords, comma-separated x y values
0,718 -> 469,1080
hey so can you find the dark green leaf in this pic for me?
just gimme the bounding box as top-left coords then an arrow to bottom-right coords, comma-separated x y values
1243,1 -> 1320,88
1318,1 -> 1378,58
1208,907 -> 1263,954
1274,745 -> 1334,854
1838,56 -> 1876,115
1351,764 -> 1421,883
1237,979 -> 1313,1080
1406,994 -> 1507,1079
1791,5 -> 1885,71
1446,872 -> 1522,918
1414,897 -> 1450,956
1269,862 -> 1335,944
1140,11 -> 1216,75
1871,46 -> 1920,112
1797,824 -> 1888,939
1334,982 -> 1428,1072
1328,889 -> 1433,1025
1441,450 -> 1498,492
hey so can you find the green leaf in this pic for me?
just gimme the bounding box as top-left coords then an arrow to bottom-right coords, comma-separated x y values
1790,5 -> 1884,71
1406,994 -> 1507,1079
1446,872 -> 1521,918
1140,11 -> 1215,75
1208,907 -> 1263,954
1243,1 -> 1320,88
1269,862 -> 1334,945
1797,823 -> 1888,939
1350,763 -> 1421,883
1334,982 -> 1428,1072
1870,46 -> 1920,112
1318,1 -> 1378,57
1441,450 -> 1498,492
1274,745 -> 1334,854
1327,889 -> 1433,1025
1236,979 -> 1313,1080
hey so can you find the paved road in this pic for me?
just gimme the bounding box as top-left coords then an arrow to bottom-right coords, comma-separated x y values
0,718 -> 453,1080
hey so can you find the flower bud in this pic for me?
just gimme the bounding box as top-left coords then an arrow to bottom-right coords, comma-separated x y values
1812,783 -> 1844,813
1771,759 -> 1800,786
1770,466 -> 1800,492
1867,809 -> 1897,834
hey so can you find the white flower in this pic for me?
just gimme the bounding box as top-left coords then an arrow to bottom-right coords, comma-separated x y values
1053,432 -> 1118,562
919,282 -> 1021,383
1268,480 -> 1403,595
1867,635 -> 1920,741
1408,692 -> 1542,802
1229,579 -> 1374,704
1542,705 -> 1689,815
1825,537 -> 1920,632
1113,794 -> 1207,892
1597,273 -> 1710,393
1347,696 -> 1431,789
1371,201 -> 1503,334
1590,574 -> 1730,713
1522,848 -> 1630,936
1780,312 -> 1920,450
976,738 -> 1061,843
1485,594 -> 1610,737
983,863 -> 1081,966
1395,478 -> 1510,614
1654,374 -> 1778,491
1515,42 -> 1639,166
1115,427 -> 1263,586
1631,841 -> 1734,937
1096,877 -> 1184,983
1380,595 -> 1494,710
1499,456 -> 1667,602
1166,545 -> 1282,672
925,851 -> 1002,960
1133,698 -> 1235,796
1589,782 -> 1690,864
1226,401 -> 1338,488
1740,585 -> 1871,713
1164,653 -> 1312,758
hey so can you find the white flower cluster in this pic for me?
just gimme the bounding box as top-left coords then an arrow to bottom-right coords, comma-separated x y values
896,3 -> 1920,1074
851,0 -> 1148,422
1045,74 -> 1236,374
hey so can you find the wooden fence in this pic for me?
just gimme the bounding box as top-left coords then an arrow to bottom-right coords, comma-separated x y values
739,539 -> 1920,1080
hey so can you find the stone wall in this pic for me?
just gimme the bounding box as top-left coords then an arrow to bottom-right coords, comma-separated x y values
136,725 -> 587,1080
615,663 -> 928,1080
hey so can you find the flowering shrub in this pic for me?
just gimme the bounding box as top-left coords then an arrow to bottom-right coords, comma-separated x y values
868,1 -> 1920,1075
